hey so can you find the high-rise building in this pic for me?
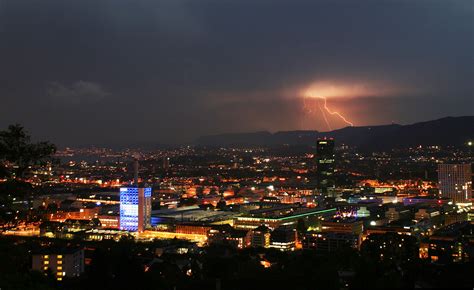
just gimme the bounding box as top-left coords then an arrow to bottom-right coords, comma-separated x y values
163,156 -> 170,170
120,187 -> 152,232
316,138 -> 335,194
438,164 -> 472,204
120,159 -> 152,232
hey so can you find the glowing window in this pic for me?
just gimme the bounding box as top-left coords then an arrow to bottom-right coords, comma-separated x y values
44,261 -> 49,265
57,255 -> 63,259
57,260 -> 62,265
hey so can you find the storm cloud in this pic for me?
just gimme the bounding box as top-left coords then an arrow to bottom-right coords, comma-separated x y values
0,0 -> 472,145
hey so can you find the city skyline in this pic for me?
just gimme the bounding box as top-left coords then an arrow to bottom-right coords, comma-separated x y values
0,117 -> 473,288
0,0 -> 473,145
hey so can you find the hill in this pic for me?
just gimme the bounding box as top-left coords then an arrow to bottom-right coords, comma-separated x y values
195,116 -> 474,150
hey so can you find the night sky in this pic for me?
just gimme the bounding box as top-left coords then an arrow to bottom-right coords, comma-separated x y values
0,0 -> 473,145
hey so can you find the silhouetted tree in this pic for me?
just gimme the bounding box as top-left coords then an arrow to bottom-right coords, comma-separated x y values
216,199 -> 227,210
0,124 -> 56,178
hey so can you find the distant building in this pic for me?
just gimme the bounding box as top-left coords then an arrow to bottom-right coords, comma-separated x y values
385,207 -> 411,223
444,211 -> 468,227
316,138 -> 335,195
207,225 -> 251,249
39,219 -> 102,239
32,248 -> 84,281
414,208 -> 440,221
356,206 -> 371,218
163,156 -> 170,170
402,197 -> 452,206
428,222 -> 474,264
227,229 -> 252,249
438,164 -> 472,204
175,224 -> 212,236
120,187 -> 152,232
98,215 -> 120,229
250,225 -> 271,248
270,226 -> 296,251
303,232 -> 360,252
76,192 -> 120,205
48,207 -> 100,222
63,218 -> 101,230
321,218 -> 364,235
233,207 -> 337,230
468,208 -> 474,222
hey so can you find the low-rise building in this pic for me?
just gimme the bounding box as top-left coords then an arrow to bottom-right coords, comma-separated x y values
303,232 -> 360,251
250,225 -> 271,248
32,248 -> 84,281
414,208 -> 440,221
234,207 -> 336,230
321,218 -> 364,235
270,226 -> 296,251
385,207 -> 411,223
428,222 -> 474,264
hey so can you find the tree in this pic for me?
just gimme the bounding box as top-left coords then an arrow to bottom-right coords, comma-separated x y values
216,199 -> 227,210
0,124 -> 56,178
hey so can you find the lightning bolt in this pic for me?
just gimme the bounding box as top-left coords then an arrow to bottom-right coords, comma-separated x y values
302,95 -> 313,114
317,96 -> 354,127
317,98 -> 332,130
302,94 -> 354,130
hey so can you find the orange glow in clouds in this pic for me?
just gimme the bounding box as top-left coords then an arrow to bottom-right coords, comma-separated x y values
303,95 -> 354,130
299,80 -> 413,130
302,81 -> 361,130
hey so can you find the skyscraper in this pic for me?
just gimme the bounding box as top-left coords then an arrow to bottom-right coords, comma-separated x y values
438,164 -> 472,204
316,138 -> 335,194
163,156 -> 170,171
120,159 -> 152,232
120,187 -> 152,232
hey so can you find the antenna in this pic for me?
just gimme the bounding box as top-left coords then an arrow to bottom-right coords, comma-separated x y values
133,153 -> 140,186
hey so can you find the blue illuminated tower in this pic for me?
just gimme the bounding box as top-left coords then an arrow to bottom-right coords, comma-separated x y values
120,187 -> 152,232
120,159 -> 152,232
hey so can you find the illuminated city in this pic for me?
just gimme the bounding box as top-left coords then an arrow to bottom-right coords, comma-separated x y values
0,1 -> 473,289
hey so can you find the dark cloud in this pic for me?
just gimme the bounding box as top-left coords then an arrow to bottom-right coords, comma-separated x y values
0,0 -> 472,145
47,81 -> 109,105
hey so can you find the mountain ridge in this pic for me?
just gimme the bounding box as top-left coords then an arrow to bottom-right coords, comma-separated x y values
195,116 -> 474,150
